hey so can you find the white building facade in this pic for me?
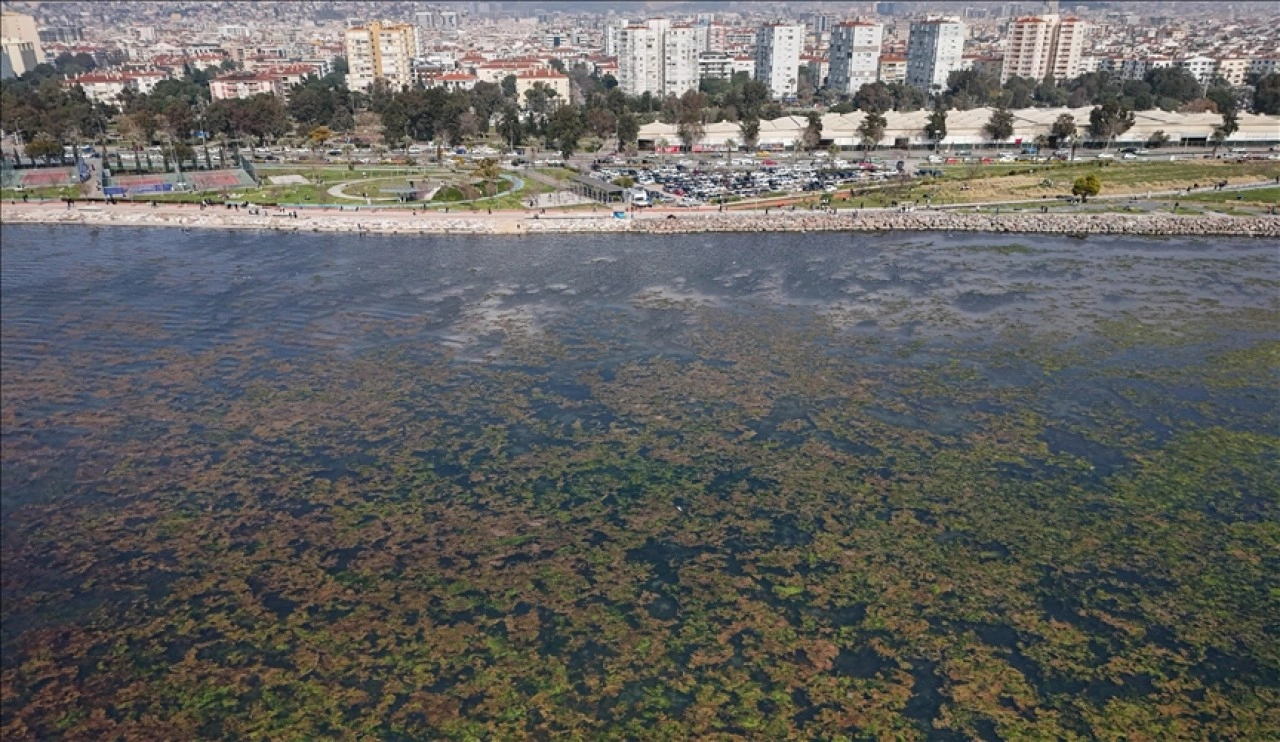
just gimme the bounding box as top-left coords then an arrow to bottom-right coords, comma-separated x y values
828,22 -> 884,96
618,19 -> 706,98
906,18 -> 965,93
344,21 -> 418,93
1001,14 -> 1086,83
755,23 -> 804,99
617,20 -> 664,97
664,24 -> 708,96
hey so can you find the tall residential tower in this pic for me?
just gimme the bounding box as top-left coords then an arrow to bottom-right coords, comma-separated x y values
1001,14 -> 1086,82
905,17 -> 966,93
755,23 -> 805,99
828,21 -> 884,95
344,21 -> 418,92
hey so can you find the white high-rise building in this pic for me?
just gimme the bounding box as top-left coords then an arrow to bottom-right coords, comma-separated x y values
1001,14 -> 1086,83
618,19 -> 666,97
905,17 -> 965,93
344,21 -> 419,93
664,24 -> 708,95
755,23 -> 805,99
828,21 -> 884,95
617,19 -> 706,97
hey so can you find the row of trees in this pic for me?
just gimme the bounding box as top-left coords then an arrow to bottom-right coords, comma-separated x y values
2,51 -> 1274,166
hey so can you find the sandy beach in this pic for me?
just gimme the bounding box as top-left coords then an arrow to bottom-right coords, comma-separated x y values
3,200 -> 1278,238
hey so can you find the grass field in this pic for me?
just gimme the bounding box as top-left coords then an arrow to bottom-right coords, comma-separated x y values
1175,186 -> 1279,205
926,159 -> 1279,204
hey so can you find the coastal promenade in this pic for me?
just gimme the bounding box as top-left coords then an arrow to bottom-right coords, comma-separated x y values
3,200 -> 1278,238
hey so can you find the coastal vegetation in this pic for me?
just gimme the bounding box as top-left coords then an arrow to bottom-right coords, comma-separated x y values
1,228 -> 1277,739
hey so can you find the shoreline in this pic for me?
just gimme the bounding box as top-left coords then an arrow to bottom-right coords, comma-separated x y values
3,202 -> 1278,238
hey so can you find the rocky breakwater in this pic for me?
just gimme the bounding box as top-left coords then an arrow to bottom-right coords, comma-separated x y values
528,210 -> 1280,238
5,203 -> 1278,238
0,205 -> 510,235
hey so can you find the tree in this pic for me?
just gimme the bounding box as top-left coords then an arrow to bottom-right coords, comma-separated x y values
738,116 -> 760,150
983,106 -> 1015,143
673,90 -> 708,151
1144,66 -> 1203,104
25,133 -> 62,161
887,82 -> 927,112
1205,85 -> 1238,117
497,104 -> 524,149
1050,113 -> 1077,144
801,112 -> 822,151
1147,130 -> 1171,148
1050,112 -> 1078,159
1071,174 -> 1101,202
367,77 -> 396,114
923,104 -> 947,151
1211,109 -> 1239,153
474,157 -> 502,195
241,94 -> 290,144
997,75 -> 1037,108
943,69 -> 1000,109
1088,100 -> 1134,149
615,110 -> 639,151
546,105 -> 585,158
586,107 -> 616,140
306,125 -> 332,149
857,110 -> 887,151
612,175 -> 635,188
852,82 -> 894,113
1253,72 -> 1280,115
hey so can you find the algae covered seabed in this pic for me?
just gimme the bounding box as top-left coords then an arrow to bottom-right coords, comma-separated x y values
1,226 -> 1277,740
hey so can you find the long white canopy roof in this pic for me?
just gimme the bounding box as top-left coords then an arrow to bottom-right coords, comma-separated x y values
637,107 -> 1280,147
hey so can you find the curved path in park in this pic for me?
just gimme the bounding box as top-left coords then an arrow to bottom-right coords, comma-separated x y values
326,173 -> 523,205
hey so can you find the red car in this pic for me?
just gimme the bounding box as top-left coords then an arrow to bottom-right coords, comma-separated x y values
762,159 -> 778,166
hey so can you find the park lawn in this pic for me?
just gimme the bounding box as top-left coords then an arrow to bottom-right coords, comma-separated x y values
928,160 -> 1279,204
2,186 -> 81,201
479,179 -> 558,210
535,167 -> 579,181
1176,186 -> 1280,205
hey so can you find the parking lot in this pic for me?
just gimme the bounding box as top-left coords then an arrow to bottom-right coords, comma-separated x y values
587,154 -> 911,207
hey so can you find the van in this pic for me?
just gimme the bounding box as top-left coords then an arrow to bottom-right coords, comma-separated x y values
630,190 -> 651,207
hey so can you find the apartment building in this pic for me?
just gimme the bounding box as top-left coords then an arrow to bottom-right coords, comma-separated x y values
1001,14 -> 1086,83
828,21 -> 884,95
617,19 -> 665,97
515,69 -> 571,102
1250,58 -> 1278,79
665,24 -> 708,95
1215,58 -> 1249,86
755,23 -> 805,99
209,72 -> 284,101
698,50 -> 734,81
62,70 -> 169,105
878,53 -> 907,83
1176,55 -> 1218,86
1,10 -> 42,78
344,21 -> 418,92
1,11 -> 43,60
617,19 -> 705,97
1,37 -> 37,78
906,18 -> 965,92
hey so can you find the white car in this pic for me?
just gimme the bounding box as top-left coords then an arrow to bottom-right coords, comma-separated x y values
926,155 -> 944,163
1122,153 -> 1138,159
1097,153 -> 1116,160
